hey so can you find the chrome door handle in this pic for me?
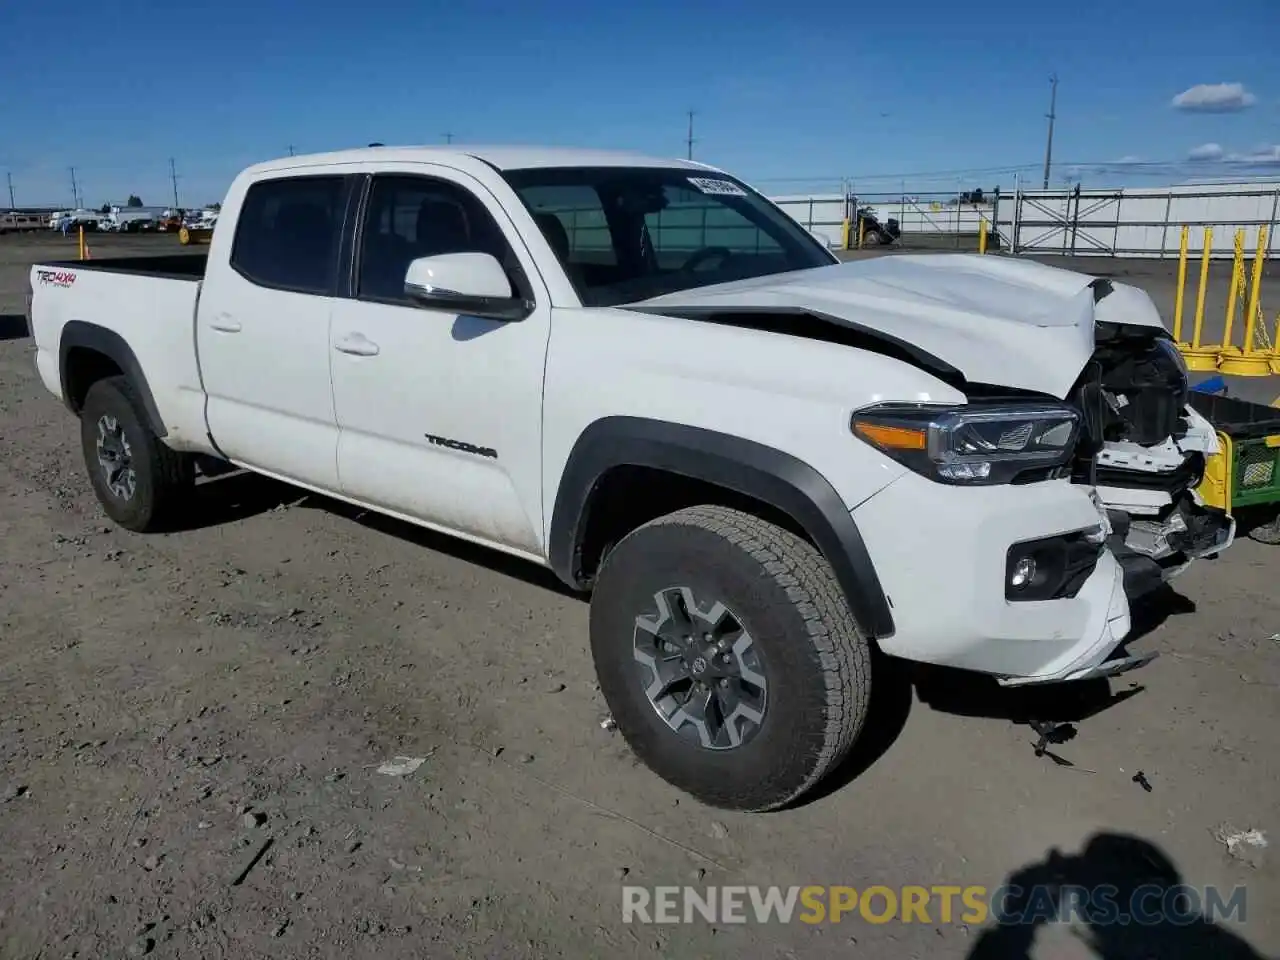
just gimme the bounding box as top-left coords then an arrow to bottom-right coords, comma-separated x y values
334,334 -> 380,357
209,318 -> 242,333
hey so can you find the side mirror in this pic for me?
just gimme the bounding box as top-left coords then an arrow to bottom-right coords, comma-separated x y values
404,252 -> 531,322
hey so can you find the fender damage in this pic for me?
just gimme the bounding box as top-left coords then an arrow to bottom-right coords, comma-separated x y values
631,254 -> 1236,591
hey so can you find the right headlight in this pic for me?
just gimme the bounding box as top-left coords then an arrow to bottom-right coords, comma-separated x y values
851,402 -> 1081,485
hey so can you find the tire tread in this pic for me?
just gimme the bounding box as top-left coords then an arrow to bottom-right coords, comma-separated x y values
626,504 -> 871,810
82,376 -> 193,531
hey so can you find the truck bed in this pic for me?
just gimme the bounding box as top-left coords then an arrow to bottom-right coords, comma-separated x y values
41,253 -> 208,281
29,254 -> 210,453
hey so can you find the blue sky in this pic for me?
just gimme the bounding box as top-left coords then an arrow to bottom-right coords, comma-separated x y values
2,0 -> 1276,208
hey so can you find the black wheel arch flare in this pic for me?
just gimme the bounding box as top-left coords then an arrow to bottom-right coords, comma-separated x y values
548,416 -> 895,640
59,320 -> 167,438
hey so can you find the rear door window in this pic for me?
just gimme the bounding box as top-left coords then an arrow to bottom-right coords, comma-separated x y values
230,175 -> 347,294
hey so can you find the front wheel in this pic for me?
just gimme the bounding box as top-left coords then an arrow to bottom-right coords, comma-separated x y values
589,505 -> 872,811
79,376 -> 194,532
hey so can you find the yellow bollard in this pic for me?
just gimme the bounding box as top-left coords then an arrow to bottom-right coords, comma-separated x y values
1182,226 -> 1220,371
1173,225 -> 1189,344
840,218 -> 851,251
1271,310 -> 1280,375
1216,229 -> 1269,375
857,217 -> 866,250
1243,227 -> 1269,352
1221,230 -> 1244,349
78,225 -> 86,261
978,218 -> 989,255
1217,228 -> 1271,375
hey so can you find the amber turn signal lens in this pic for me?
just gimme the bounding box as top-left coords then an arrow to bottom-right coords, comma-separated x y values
852,420 -> 927,451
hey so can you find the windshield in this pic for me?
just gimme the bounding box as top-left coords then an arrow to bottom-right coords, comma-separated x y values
501,166 -> 837,307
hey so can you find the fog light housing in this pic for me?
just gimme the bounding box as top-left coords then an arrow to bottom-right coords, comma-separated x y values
1005,530 -> 1105,602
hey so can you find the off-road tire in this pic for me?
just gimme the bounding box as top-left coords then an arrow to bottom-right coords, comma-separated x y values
79,376 -> 193,532
589,504 -> 872,811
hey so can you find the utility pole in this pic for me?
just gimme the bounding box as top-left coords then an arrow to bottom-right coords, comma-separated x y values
288,145 -> 295,156
443,132 -> 454,144
169,157 -> 180,209
69,166 -> 80,207
1042,73 -> 1058,190
685,110 -> 696,160
6,172 -> 14,209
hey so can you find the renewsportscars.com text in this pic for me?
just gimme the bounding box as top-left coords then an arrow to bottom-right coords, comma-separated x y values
621,884 -> 1249,926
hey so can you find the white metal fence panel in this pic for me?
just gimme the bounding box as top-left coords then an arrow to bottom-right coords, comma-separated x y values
993,181 -> 1280,258
764,179 -> 1280,258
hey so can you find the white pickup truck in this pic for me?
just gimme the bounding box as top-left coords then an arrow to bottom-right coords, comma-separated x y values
27,146 -> 1233,811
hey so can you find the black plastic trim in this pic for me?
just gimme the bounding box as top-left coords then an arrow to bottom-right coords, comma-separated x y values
40,255 -> 207,281
58,320 -> 167,436
1111,541 -> 1165,600
336,173 -> 370,300
549,416 -> 896,639
1005,531 -> 1102,602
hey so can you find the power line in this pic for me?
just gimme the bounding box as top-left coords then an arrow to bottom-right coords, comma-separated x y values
1043,73 -> 1058,189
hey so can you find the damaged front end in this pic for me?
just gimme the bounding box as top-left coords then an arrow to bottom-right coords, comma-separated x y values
1068,321 -> 1235,597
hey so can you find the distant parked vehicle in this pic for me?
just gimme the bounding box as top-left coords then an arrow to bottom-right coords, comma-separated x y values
0,213 -> 44,234
178,209 -> 218,245
54,210 -> 104,234
856,206 -> 901,246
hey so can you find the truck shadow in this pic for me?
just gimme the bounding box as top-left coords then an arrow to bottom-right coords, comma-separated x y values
798,584 -> 1200,807
180,469 -> 1205,797
965,831 -> 1266,959
0,314 -> 29,341
795,658 -> 1146,808
182,468 -> 581,598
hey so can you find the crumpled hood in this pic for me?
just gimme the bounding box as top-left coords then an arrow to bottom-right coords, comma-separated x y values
634,254 -> 1166,398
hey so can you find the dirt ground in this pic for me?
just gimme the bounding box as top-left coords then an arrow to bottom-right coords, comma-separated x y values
1,233 -> 1278,960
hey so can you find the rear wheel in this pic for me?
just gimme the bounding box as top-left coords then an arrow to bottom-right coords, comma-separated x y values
589,505 -> 872,811
79,376 -> 194,532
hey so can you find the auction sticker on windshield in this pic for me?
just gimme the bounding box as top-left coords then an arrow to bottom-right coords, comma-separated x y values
687,177 -> 748,197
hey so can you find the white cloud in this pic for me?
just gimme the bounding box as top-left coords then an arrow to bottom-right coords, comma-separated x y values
1188,142 -> 1224,161
1171,83 -> 1257,112
1183,142 -> 1280,173
1225,144 -> 1280,165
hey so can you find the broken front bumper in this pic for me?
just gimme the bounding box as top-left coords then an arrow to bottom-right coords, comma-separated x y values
994,492 -> 1234,686
1108,493 -> 1236,600
850,471 -> 1236,687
